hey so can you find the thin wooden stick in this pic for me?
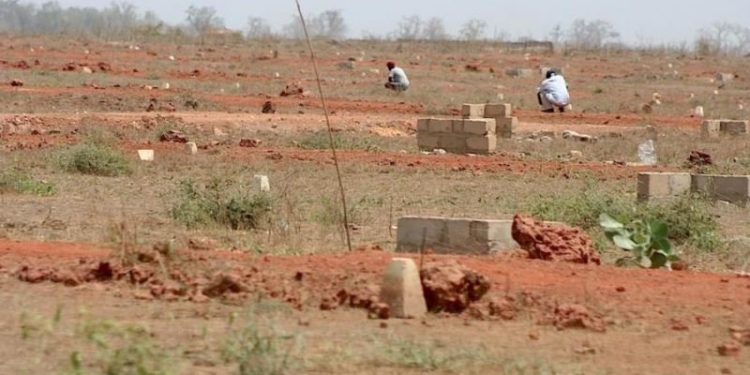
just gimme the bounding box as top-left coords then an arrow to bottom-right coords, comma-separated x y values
295,0 -> 352,252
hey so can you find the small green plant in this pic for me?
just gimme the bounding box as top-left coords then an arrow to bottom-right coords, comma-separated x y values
58,142 -> 131,177
222,311 -> 302,375
385,339 -> 449,370
72,319 -> 173,375
599,213 -> 680,269
172,178 -> 272,230
0,170 -> 56,196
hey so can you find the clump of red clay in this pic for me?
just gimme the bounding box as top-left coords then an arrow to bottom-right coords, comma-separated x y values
547,303 -> 607,332
512,215 -> 601,265
420,261 -> 491,313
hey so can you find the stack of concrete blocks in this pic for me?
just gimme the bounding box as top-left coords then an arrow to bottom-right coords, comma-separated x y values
702,119 -> 749,138
638,172 -> 750,207
416,103 -> 517,155
396,216 -> 521,255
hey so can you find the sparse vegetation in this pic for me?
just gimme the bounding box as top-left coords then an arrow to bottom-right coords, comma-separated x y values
72,319 -> 173,375
528,186 -> 720,251
171,178 -> 272,230
222,308 -> 302,375
0,170 -> 56,196
57,142 -> 131,177
296,130 -> 380,151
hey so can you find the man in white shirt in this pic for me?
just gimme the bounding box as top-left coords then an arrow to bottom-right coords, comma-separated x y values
385,61 -> 410,92
537,70 -> 570,113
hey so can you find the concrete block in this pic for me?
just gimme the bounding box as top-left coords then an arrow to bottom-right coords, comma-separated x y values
451,120 -> 464,133
461,104 -> 485,119
716,73 -> 734,82
466,135 -> 497,154
428,119 -> 453,133
496,116 -> 518,138
484,103 -> 512,118
137,149 -> 154,161
719,120 -> 749,136
254,175 -> 270,192
416,118 -> 431,132
186,142 -> 198,155
462,119 -> 496,135
702,120 -> 721,139
437,135 -> 467,152
691,174 -> 750,206
396,216 -> 519,254
380,258 -> 427,319
637,172 -> 691,202
417,133 -> 439,150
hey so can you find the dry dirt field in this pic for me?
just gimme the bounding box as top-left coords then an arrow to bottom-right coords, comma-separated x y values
1,36 -> 749,374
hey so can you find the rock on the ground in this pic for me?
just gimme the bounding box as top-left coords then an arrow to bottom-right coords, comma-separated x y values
159,129 -> 188,143
202,272 -> 247,297
688,150 -> 712,167
420,261 -> 491,313
280,82 -> 308,97
511,215 -> 601,265
551,303 -> 607,332
262,101 -> 276,114
239,139 -> 262,148
10,79 -> 24,87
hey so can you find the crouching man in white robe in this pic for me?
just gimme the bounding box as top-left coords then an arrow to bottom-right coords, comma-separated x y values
385,61 -> 410,92
537,70 -> 570,113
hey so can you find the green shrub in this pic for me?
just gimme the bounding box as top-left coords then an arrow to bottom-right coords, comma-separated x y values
527,186 -> 633,230
172,178 -> 272,230
296,130 -> 379,151
58,143 -> 131,177
527,187 -> 720,251
0,170 -> 56,196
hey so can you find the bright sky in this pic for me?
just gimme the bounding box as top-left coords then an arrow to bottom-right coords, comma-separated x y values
25,0 -> 750,44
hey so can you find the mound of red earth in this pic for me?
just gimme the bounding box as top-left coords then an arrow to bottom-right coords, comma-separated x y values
547,303 -> 607,332
159,129 -> 188,143
512,215 -> 601,265
279,82 -> 309,97
11,60 -> 30,69
420,261 -> 491,313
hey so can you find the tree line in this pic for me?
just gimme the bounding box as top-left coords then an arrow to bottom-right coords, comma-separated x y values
0,1 -> 748,55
